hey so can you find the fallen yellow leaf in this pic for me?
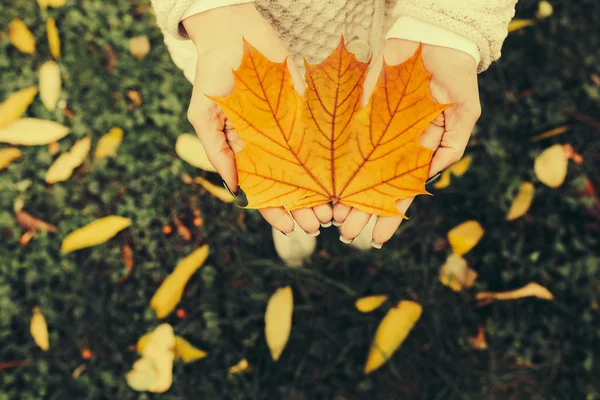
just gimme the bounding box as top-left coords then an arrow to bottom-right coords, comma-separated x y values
94,127 -> 123,160
229,359 -> 250,374
150,245 -> 209,319
0,148 -> 22,170
0,118 -> 70,145
37,0 -> 49,9
355,295 -> 388,313
476,282 -> 554,306
30,306 -> 49,351
508,19 -> 535,33
433,155 -> 472,189
48,0 -> 67,7
0,86 -> 38,128
45,137 -> 91,184
47,18 -> 61,59
506,182 -> 535,221
364,300 -> 422,374
536,0 -> 553,18
534,144 -> 568,188
439,253 -> 477,292
194,176 -> 235,203
129,36 -> 150,59
174,336 -> 207,363
9,19 -> 36,55
126,323 -> 174,393
265,286 -> 293,361
39,61 -> 62,112
447,220 -> 484,256
61,216 -> 131,253
175,134 -> 216,172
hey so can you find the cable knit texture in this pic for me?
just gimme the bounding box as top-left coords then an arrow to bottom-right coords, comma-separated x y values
151,0 -> 516,80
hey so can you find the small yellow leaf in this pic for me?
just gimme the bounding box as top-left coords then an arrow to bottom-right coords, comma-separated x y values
433,156 -> 472,189
0,148 -> 22,170
174,336 -> 207,363
439,253 -> 477,292
364,300 -> 422,374
506,182 -> 535,220
39,61 -> 62,112
0,118 -> 70,146
508,19 -> 535,33
150,245 -> 209,319
9,19 -> 36,55
129,36 -> 150,59
47,18 -> 61,59
37,0 -> 49,9
61,215 -> 131,253
0,86 -> 38,128
126,323 -> 174,393
45,137 -> 91,184
48,0 -> 67,7
447,220 -> 484,256
194,177 -> 235,203
95,127 -> 123,160
476,282 -> 553,306
536,1 -> 553,19
355,295 -> 388,313
534,144 -> 568,188
265,286 -> 293,361
229,359 -> 250,374
30,307 -> 49,351
175,134 -> 217,172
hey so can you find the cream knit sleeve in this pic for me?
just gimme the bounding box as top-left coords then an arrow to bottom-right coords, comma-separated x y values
150,0 -> 196,39
391,0 -> 518,72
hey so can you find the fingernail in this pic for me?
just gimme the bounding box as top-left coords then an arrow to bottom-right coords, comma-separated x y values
339,235 -> 353,244
279,228 -> 296,237
370,240 -> 383,249
307,230 -> 320,237
222,180 -> 237,198
332,220 -> 343,227
233,187 -> 248,207
320,221 -> 332,228
426,171 -> 442,186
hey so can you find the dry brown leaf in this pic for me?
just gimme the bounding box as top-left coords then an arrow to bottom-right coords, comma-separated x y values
506,182 -> 535,221
15,210 -> 57,232
0,86 -> 38,128
9,19 -> 36,55
0,148 -> 22,170
439,253 -> 477,292
476,282 -> 554,306
39,61 -> 61,111
530,125 -> 569,142
468,325 -> 488,350
447,220 -> 484,256
0,118 -> 70,145
534,144 -> 568,188
130,36 -> 150,59
115,245 -> 135,284
47,18 -> 61,59
127,90 -> 142,110
45,136 -> 91,184
104,45 -> 117,71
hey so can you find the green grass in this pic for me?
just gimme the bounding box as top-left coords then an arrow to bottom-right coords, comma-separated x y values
1,0 -> 600,399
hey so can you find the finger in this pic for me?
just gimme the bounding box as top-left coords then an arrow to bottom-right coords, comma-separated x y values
340,209 -> 371,243
312,204 -> 333,227
291,208 -> 321,236
332,203 -> 352,226
259,207 -> 295,235
371,197 -> 414,248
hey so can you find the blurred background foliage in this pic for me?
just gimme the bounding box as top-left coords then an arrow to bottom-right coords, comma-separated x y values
0,0 -> 599,398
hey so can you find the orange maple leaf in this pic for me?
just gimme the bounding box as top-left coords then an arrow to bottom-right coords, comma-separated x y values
211,38 -> 450,216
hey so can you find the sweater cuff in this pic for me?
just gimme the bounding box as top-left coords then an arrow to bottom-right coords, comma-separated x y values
386,16 -> 480,67
181,0 -> 255,21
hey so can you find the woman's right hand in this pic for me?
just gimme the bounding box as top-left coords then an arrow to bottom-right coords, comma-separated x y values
183,4 -> 333,235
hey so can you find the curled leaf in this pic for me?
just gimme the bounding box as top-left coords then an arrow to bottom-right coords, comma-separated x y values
95,127 -> 123,160
229,359 -> 250,374
194,177 -> 235,203
150,245 -> 209,319
0,118 -> 70,145
46,18 -> 61,59
45,136 -> 91,184
15,210 -> 57,232
433,155 -> 472,189
0,148 -> 22,170
61,216 -> 131,253
174,336 -> 207,363
129,36 -> 150,59
272,227 -> 316,267
265,286 -> 293,361
175,134 -> 216,172
476,282 -> 554,306
439,253 -> 477,292
39,61 -> 61,111
355,295 -> 388,313
447,220 -> 484,256
0,86 -> 38,128
534,144 -> 568,188
30,307 -> 49,351
364,300 -> 422,374
9,19 -> 36,55
506,182 -> 535,220
508,19 -> 535,33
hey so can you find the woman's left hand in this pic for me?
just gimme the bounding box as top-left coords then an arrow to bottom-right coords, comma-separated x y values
333,39 -> 482,248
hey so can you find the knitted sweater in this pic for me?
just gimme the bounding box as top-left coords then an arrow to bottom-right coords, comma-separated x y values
151,0 -> 517,81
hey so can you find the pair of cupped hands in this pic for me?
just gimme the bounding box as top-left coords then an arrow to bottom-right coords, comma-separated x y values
183,4 -> 481,247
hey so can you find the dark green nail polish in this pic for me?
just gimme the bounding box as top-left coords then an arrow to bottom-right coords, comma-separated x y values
426,171 -> 442,186
233,187 -> 248,208
222,180 -> 237,198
